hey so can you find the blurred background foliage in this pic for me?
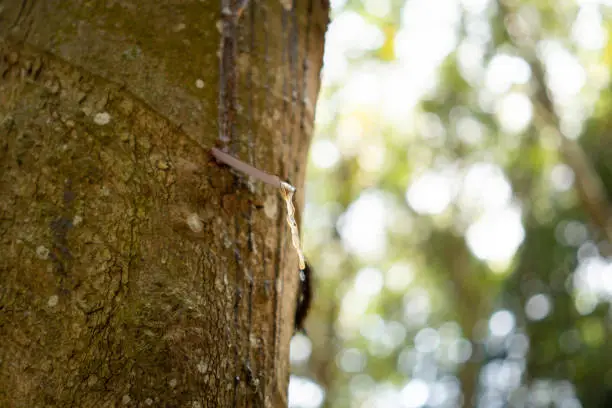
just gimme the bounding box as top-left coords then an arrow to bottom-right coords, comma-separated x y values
288,0 -> 612,407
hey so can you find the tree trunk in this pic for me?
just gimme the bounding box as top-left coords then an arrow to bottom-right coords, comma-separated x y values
0,1 -> 328,406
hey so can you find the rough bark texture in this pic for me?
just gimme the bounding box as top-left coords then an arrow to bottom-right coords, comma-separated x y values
0,0 -> 328,406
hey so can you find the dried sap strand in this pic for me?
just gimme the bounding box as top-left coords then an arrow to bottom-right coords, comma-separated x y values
280,181 -> 306,270
211,148 -> 305,270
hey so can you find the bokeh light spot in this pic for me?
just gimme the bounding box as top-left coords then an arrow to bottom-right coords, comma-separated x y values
489,310 -> 516,337
466,206 -> 525,265
289,376 -> 325,408
311,140 -> 340,169
400,379 -> 430,408
406,171 -> 454,215
525,294 -> 552,321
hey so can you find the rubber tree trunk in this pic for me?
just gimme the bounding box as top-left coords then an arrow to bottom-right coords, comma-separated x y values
0,1 -> 328,406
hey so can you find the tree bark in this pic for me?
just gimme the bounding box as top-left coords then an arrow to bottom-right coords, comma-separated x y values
0,1 -> 328,406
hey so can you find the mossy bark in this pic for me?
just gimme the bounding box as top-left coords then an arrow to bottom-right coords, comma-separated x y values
0,1 -> 328,406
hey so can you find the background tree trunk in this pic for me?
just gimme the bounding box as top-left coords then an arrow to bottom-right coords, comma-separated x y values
0,0 -> 328,406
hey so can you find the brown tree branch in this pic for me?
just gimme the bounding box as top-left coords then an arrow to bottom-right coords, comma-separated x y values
498,0 -> 612,243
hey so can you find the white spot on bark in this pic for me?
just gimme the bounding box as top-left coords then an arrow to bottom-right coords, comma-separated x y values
145,398 -> 153,405
173,23 -> 186,32
279,0 -> 292,10
187,213 -> 203,233
215,276 -> 223,292
36,245 -> 49,260
48,80 -> 60,94
247,177 -> 256,193
47,295 -> 59,307
195,79 -> 204,89
192,402 -> 202,408
263,195 -> 277,219
169,378 -> 177,388
250,233 -> 258,254
122,394 -> 131,404
156,159 -> 170,170
73,215 -> 83,226
93,112 -> 111,125
197,360 -> 208,373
